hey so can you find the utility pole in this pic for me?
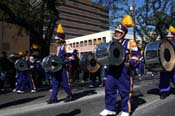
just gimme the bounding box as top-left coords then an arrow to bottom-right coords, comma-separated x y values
131,0 -> 136,41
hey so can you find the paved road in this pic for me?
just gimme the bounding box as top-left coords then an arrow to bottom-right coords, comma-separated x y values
0,75 -> 175,116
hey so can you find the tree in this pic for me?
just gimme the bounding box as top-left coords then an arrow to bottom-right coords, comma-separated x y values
137,0 -> 175,42
0,0 -> 65,57
93,0 -> 175,43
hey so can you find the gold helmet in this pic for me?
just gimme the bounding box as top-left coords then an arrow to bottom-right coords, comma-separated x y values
115,15 -> 135,34
167,26 -> 175,38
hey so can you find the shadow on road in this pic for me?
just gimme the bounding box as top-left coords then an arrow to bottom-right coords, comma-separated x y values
0,95 -> 45,109
147,88 -> 160,96
114,90 -> 146,115
147,87 -> 175,96
131,90 -> 147,115
131,96 -> 146,114
71,89 -> 97,101
56,109 -> 81,116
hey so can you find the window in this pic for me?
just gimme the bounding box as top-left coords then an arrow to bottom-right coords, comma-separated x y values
70,43 -> 72,47
102,37 -> 106,43
76,42 -> 79,47
84,40 -> 87,46
93,39 -> 96,45
97,38 -> 102,44
80,41 -> 83,47
88,40 -> 92,45
73,43 -> 75,48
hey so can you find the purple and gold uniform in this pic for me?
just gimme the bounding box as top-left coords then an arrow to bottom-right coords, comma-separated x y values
47,23 -> 72,104
100,15 -> 140,116
14,52 -> 36,93
159,26 -> 175,99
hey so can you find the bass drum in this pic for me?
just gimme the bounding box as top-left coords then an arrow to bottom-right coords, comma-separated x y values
144,39 -> 175,72
170,39 -> 175,69
79,53 -> 100,73
94,40 -> 125,66
15,59 -> 29,71
41,55 -> 63,72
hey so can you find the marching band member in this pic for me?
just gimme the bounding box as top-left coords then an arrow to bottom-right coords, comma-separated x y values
159,26 -> 175,99
66,46 -> 80,82
13,51 -> 29,93
47,23 -> 73,104
13,51 -> 36,93
89,41 -> 103,88
89,66 -> 102,88
99,15 -> 140,116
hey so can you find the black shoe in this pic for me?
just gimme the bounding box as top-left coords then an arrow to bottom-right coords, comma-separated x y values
160,92 -> 170,99
64,96 -> 73,102
47,99 -> 58,104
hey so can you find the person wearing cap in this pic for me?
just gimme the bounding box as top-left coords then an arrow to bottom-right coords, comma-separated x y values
99,15 -> 140,116
47,23 -> 73,104
159,26 -> 175,99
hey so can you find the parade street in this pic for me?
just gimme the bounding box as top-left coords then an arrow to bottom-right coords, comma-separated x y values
0,75 -> 175,116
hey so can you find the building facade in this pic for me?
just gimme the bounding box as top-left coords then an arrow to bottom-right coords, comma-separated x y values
50,30 -> 135,55
49,0 -> 109,53
0,22 -> 29,56
55,0 -> 109,39
0,0 -> 109,56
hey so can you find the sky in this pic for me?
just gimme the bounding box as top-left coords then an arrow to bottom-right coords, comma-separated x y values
102,0 -> 145,34
128,0 -> 145,7
91,0 -> 145,35
126,0 -> 145,34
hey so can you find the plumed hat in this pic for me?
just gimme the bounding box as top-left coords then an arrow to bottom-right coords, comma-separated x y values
115,15 -> 135,34
55,23 -> 65,40
18,51 -> 25,57
31,43 -> 39,49
167,26 -> 175,37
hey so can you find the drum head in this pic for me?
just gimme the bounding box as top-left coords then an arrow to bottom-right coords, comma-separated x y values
42,56 -> 50,71
159,40 -> 175,71
87,54 -> 100,73
49,55 -> 63,72
15,59 -> 28,71
109,41 -> 125,65
42,55 -> 63,72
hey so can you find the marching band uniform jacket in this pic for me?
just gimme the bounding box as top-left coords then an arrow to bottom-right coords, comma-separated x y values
49,43 -> 72,102
104,39 -> 140,113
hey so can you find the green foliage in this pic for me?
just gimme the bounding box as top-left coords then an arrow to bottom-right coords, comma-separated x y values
93,0 -> 175,43
0,0 -> 64,57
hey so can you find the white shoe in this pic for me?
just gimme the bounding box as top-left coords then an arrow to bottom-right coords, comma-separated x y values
120,111 -> 130,116
16,90 -> 24,94
99,109 -> 116,116
89,85 -> 95,88
49,89 -> 52,92
31,89 -> 36,93
12,89 -> 16,92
